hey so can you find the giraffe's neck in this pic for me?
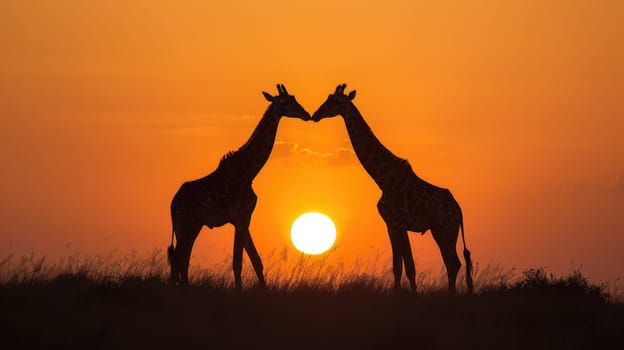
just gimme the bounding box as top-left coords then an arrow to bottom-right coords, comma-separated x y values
219,104 -> 280,181
342,103 -> 406,188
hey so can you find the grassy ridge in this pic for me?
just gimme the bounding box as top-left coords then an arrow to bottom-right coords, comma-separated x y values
1,251 -> 623,349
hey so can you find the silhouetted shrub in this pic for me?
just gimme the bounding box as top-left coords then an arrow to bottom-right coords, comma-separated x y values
510,267 -> 608,302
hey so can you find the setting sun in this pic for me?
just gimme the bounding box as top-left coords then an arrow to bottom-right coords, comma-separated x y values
290,212 -> 337,255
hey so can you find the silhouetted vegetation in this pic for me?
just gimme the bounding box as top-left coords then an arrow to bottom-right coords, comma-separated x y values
1,251 -> 623,349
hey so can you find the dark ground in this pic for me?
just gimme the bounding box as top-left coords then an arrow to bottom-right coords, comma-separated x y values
2,271 -> 623,349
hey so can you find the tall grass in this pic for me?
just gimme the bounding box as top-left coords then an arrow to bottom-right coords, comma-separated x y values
0,249 -> 168,284
3,250 -> 622,349
1,248 -> 620,302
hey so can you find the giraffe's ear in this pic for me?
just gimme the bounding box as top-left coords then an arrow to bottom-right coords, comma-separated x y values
262,91 -> 274,102
348,90 -> 357,100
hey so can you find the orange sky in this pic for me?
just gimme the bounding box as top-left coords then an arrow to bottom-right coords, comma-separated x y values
1,1 -> 622,282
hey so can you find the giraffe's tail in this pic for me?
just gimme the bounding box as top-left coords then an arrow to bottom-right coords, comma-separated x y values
167,232 -> 175,267
168,209 -> 176,268
460,219 -> 474,294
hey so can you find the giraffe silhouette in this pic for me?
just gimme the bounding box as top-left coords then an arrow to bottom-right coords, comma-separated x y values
169,84 -> 310,289
312,84 -> 473,294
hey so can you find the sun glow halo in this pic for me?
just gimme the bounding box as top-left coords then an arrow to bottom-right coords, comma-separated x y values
290,212 -> 336,255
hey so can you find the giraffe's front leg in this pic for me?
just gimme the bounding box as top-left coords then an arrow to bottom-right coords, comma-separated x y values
242,229 -> 266,288
387,223 -> 416,292
397,231 -> 417,292
380,202 -> 405,290
387,229 -> 404,290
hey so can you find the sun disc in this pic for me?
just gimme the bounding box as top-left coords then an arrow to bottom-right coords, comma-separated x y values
290,212 -> 336,255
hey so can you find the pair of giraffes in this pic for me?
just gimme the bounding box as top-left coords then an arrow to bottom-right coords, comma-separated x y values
169,84 -> 473,294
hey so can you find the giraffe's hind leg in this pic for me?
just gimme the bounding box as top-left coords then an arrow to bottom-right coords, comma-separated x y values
172,225 -> 202,285
431,227 -> 461,293
232,226 -> 246,291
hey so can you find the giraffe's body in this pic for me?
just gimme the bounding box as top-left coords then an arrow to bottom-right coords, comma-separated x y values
377,169 -> 459,236
169,85 -> 310,288
313,84 -> 473,293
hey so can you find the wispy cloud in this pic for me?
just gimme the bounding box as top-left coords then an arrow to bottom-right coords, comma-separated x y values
272,140 -> 356,166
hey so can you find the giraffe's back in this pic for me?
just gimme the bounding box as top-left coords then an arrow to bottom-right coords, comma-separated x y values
171,171 -> 258,230
172,173 -> 231,229
377,169 -> 461,234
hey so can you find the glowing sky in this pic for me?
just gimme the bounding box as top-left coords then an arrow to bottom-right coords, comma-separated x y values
1,1 -> 622,282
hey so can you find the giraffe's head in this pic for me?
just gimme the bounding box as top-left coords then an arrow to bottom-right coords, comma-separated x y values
262,84 -> 311,121
311,83 -> 356,122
